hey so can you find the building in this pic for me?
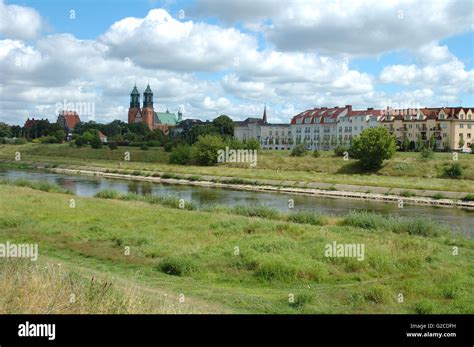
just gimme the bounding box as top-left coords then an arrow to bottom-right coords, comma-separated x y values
98,131 -> 108,143
290,106 -> 350,150
234,106 -> 290,150
381,107 -> 473,151
128,84 -> 182,135
57,110 -> 81,139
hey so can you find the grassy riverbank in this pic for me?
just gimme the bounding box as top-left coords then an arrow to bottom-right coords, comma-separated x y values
0,183 -> 472,314
1,143 -> 473,193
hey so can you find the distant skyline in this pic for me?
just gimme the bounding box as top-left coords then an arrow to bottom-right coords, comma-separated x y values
0,0 -> 473,125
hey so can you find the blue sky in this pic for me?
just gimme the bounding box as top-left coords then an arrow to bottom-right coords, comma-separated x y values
0,0 -> 473,125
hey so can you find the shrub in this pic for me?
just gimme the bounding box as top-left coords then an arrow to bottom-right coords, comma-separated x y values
232,204 -> 280,219
14,138 -> 27,145
95,189 -> 120,199
108,142 -> 118,150
140,144 -> 149,150
420,147 -> 434,159
461,193 -> 474,202
287,211 -> 327,225
75,136 -> 86,147
169,145 -> 192,165
290,144 -> 307,157
245,138 -> 261,150
289,293 -> 314,309
191,135 -> 225,166
90,136 -> 103,149
432,193 -> 445,200
414,299 -> 436,314
312,150 -> 320,158
441,163 -> 463,179
163,141 -> 174,152
158,256 -> 197,276
145,141 -> 161,147
350,127 -> 396,171
334,145 -> 349,157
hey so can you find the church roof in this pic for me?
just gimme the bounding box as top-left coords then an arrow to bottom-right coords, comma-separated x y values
144,84 -> 153,94
154,111 -> 177,125
131,85 -> 140,95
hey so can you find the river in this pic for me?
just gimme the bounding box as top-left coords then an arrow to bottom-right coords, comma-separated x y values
1,168 -> 472,236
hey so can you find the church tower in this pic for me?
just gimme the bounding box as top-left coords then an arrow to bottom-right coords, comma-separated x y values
128,85 -> 141,124
142,84 -> 155,129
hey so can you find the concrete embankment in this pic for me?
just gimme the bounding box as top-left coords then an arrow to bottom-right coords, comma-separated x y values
47,167 -> 474,209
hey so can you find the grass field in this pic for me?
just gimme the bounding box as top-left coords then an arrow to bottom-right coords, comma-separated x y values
1,143 -> 473,193
0,183 -> 472,314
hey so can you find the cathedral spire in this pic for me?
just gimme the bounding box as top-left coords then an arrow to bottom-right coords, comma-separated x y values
262,103 -> 267,124
143,84 -> 153,108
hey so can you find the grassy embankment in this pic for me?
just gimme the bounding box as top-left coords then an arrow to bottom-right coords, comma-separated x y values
0,182 -> 472,314
1,143 -> 473,193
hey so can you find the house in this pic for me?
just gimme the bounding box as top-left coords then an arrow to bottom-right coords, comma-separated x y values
98,131 -> 108,143
57,110 -> 81,140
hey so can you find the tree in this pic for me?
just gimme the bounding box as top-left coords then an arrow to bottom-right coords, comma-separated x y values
191,135 -> 225,166
458,138 -> 465,149
90,135 -> 103,149
128,122 -> 150,137
53,130 -> 66,143
245,138 -> 261,150
212,115 -> 234,137
0,123 -> 12,138
145,129 -> 166,143
350,127 -> 396,171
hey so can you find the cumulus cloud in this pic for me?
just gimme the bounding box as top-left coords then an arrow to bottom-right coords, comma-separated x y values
0,0 -> 43,40
193,0 -> 474,56
99,9 -> 258,71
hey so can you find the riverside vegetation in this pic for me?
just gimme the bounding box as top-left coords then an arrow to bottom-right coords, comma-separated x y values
1,143 -> 473,193
0,180 -> 472,314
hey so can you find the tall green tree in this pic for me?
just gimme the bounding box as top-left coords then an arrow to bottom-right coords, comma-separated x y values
351,127 -> 396,171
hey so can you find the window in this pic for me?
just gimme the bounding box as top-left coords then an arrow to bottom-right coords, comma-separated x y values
468,133 -> 471,139
460,124 -> 464,129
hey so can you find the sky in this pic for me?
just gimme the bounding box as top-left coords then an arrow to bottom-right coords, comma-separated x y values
0,0 -> 473,125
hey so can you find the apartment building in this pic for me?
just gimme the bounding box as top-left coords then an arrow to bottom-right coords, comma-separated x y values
381,107 -> 473,150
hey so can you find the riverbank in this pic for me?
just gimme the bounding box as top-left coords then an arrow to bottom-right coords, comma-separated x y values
3,160 -> 472,209
1,143 -> 474,194
0,184 -> 472,313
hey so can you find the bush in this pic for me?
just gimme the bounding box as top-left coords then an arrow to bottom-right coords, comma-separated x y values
108,142 -> 118,150
287,211 -> 327,225
414,300 -> 436,314
95,189 -> 120,199
75,136 -> 86,147
441,163 -> 463,179
14,138 -> 27,145
312,150 -> 320,158
290,144 -> 307,157
334,145 -> 349,157
169,145 -> 192,165
245,138 -> 261,150
232,204 -> 280,219
350,127 -> 396,171
90,136 -> 103,149
38,136 -> 61,144
145,141 -> 161,147
461,193 -> 474,201
163,141 -> 174,152
158,256 -> 198,276
140,144 -> 149,150
289,293 -> 314,309
420,147 -> 434,159
191,135 -> 225,166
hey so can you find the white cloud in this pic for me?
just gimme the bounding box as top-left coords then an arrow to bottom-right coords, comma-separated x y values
194,0 -> 474,56
0,0 -> 43,40
100,8 -> 258,71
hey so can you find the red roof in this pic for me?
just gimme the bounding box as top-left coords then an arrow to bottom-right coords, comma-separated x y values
61,111 -> 81,129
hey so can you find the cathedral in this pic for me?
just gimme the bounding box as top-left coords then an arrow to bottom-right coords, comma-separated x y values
128,84 -> 182,134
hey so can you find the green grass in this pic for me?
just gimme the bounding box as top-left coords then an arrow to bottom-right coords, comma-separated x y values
1,143 -> 474,193
0,184 -> 472,314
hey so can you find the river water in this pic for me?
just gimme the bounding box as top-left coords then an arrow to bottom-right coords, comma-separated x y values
1,168 -> 472,236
